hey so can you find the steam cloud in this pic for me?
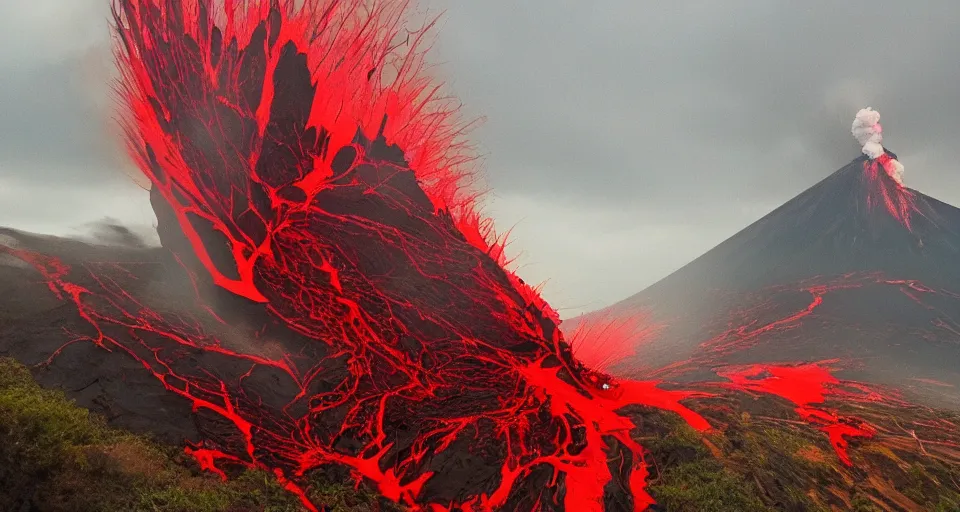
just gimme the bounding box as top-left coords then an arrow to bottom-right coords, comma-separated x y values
852,107 -> 904,185
885,157 -> 905,185
852,107 -> 884,159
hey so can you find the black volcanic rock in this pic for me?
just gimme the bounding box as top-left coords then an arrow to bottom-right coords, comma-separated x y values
0,231 -> 204,444
589,151 -> 960,408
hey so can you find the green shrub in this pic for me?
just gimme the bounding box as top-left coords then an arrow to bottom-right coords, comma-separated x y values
650,458 -> 769,512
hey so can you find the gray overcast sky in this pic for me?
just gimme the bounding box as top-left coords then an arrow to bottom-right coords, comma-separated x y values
3,1 -> 960,317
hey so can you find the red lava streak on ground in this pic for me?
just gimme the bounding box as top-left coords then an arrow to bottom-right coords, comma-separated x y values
695,283 -> 836,356
632,270 -> 960,470
717,362 -> 880,466
5,242 -> 721,511
643,272 -> 960,381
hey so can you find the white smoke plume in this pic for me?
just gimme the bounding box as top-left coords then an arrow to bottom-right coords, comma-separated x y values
885,158 -> 905,185
852,107 -> 884,158
852,107 -> 904,185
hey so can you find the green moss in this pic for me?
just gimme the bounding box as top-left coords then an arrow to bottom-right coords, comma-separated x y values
640,413 -> 710,466
932,496 -> 960,512
136,487 -> 234,512
307,481 -> 399,512
0,361 -> 105,465
850,493 -> 881,511
643,404 -> 848,511
641,412 -> 768,511
898,462 -> 960,510
135,470 -> 303,512
649,458 -> 769,512
0,357 -> 394,512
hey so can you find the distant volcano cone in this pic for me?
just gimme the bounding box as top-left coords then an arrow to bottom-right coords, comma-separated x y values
639,150 -> 960,298
586,149 -> 960,408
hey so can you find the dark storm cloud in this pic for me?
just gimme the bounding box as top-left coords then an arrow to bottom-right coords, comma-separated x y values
4,1 -> 960,315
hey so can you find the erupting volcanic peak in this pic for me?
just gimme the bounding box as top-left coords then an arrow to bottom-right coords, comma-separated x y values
589,115 -> 960,410
627,150 -> 960,299
852,108 -> 913,226
561,114 -> 960,492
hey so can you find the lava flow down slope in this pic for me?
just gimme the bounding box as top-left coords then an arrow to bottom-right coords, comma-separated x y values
584,110 -> 960,410
0,1 -> 726,510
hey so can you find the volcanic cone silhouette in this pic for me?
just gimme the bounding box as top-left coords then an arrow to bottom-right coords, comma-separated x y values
595,147 -> 960,408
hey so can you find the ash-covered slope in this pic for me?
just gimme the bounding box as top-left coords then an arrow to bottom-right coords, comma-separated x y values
637,150 -> 960,302
598,150 -> 960,408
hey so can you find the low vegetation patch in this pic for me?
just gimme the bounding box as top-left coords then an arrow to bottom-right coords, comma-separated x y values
638,393 -> 960,512
0,357 -> 400,512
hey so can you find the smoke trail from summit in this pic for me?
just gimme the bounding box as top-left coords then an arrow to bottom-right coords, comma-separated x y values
852,107 -> 904,185
884,156 -> 905,185
852,107 -> 884,159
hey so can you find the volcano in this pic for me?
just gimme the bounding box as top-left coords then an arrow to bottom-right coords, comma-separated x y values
589,149 -> 960,408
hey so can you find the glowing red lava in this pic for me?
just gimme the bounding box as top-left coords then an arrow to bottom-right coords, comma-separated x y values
642,272 -> 960,382
568,311 -> 660,374
5,1 -> 948,510
0,1 -> 739,510
717,362 -> 879,466
6,239 -> 724,511
626,271 -> 958,470
863,153 -> 917,230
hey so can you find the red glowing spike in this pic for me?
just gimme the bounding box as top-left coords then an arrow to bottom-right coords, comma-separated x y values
0,1 -> 727,509
568,310 -> 661,374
